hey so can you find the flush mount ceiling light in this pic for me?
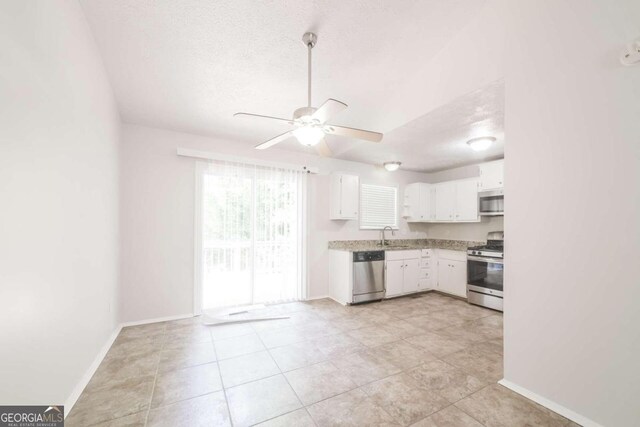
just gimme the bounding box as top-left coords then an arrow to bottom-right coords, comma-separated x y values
466,136 -> 496,152
384,162 -> 401,171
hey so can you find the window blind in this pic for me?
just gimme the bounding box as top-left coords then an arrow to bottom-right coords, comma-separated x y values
360,184 -> 398,229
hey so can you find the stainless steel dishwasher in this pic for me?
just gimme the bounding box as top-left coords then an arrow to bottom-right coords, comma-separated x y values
352,251 -> 385,303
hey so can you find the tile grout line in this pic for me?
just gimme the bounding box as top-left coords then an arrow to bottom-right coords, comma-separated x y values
212,315 -> 318,425
447,384 -> 495,427
211,331 -> 235,427
253,323 -> 309,421
414,333 -> 506,427
289,332 -> 502,424
140,322 -> 235,421
142,321 -> 168,427
77,296 -> 503,426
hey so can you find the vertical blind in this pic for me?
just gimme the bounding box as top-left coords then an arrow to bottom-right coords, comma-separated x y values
360,183 -> 398,229
199,160 -> 306,309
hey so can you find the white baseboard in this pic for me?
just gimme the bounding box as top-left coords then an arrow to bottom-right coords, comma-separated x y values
120,312 -> 194,327
498,379 -> 602,427
304,295 -> 330,301
64,324 -> 122,418
64,312 -> 194,418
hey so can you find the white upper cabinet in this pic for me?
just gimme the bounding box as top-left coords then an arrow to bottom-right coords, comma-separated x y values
403,183 -> 433,221
478,159 -> 504,191
454,179 -> 479,221
435,182 -> 456,221
435,179 -> 478,222
406,176 -> 480,223
330,173 -> 359,220
427,187 -> 437,221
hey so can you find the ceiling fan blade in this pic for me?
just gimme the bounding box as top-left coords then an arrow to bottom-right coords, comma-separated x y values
255,131 -> 293,150
314,138 -> 333,157
312,99 -> 348,123
324,124 -> 383,143
234,112 -> 294,125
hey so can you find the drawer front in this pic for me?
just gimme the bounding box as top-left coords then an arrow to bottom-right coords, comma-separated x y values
419,268 -> 430,279
385,250 -> 421,261
420,259 -> 431,269
421,249 -> 433,258
437,249 -> 467,262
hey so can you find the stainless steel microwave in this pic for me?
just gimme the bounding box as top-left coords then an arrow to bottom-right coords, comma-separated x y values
478,189 -> 504,216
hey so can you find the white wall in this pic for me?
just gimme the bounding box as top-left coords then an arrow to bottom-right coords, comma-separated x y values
425,216 -> 503,242
503,1 -> 640,426
0,0 -> 120,407
120,124 -> 431,322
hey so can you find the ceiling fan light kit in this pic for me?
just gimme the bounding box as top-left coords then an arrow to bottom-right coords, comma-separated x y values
234,32 -> 383,156
292,127 -> 324,146
466,136 -> 496,151
384,162 -> 401,171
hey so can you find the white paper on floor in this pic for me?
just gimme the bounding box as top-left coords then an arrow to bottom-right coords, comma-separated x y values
202,303 -> 289,326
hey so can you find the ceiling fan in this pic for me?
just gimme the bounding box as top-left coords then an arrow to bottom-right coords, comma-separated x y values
234,32 -> 383,156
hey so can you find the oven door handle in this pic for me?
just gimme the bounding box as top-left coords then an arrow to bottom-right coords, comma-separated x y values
467,256 -> 504,264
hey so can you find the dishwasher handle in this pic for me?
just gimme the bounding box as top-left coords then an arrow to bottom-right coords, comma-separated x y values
353,251 -> 385,262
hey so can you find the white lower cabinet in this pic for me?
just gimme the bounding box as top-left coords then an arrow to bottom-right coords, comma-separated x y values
385,250 -> 420,297
385,249 -> 467,299
385,259 -> 405,297
436,250 -> 468,298
402,258 -> 420,293
330,248 -> 468,304
417,249 -> 435,291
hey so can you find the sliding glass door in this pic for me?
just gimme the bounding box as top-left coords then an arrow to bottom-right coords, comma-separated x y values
196,160 -> 306,311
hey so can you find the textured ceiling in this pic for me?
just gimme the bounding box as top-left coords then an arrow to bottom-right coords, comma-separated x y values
336,80 -> 505,172
80,0 -> 503,171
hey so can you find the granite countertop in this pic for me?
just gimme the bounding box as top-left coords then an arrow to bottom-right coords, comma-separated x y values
328,238 -> 483,252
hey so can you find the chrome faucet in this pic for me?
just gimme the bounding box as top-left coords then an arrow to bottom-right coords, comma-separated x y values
380,226 -> 395,246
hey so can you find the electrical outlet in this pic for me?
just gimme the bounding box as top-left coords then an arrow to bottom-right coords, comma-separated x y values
620,37 -> 640,66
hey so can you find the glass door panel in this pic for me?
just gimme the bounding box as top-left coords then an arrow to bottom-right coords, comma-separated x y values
199,161 -> 305,311
202,173 -> 253,308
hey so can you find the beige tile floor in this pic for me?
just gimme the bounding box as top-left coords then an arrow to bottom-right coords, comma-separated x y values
67,292 -> 578,427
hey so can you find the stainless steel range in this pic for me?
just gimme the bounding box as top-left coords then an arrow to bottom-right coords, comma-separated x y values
467,231 -> 504,311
